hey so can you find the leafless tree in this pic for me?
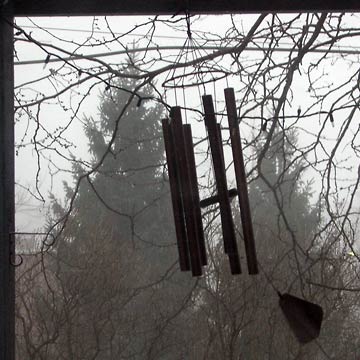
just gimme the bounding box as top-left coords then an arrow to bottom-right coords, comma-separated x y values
14,12 -> 360,359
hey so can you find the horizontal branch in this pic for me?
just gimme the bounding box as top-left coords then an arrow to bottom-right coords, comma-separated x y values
308,281 -> 360,292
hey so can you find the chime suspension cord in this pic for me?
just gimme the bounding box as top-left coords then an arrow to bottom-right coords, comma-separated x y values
182,11 -> 210,123
163,10 -> 222,115
212,77 -> 218,115
162,26 -> 189,109
181,38 -> 190,123
162,16 -> 192,116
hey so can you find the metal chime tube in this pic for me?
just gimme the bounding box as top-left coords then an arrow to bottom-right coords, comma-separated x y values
214,122 -> 230,255
183,124 -> 207,266
216,123 -> 241,274
161,118 -> 190,271
170,107 -> 203,276
202,95 -> 241,274
224,88 -> 259,274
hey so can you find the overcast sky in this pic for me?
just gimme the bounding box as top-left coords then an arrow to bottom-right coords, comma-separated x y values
13,14 -> 360,242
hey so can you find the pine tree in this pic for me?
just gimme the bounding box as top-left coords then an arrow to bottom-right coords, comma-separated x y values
35,60 -> 197,359
194,128 -> 324,359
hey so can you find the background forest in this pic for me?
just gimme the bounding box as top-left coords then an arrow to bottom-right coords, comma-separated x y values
13,12 -> 360,360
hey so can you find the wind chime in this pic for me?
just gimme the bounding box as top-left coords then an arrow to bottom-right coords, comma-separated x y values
162,92 -> 324,344
162,88 -> 258,277
160,11 -> 258,277
161,12 -> 323,345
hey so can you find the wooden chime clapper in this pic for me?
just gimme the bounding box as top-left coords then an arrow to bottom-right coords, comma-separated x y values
162,88 -> 258,276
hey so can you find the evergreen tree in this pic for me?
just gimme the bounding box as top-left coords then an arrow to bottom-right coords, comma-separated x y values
193,128 -> 350,359
40,60 -> 196,359
16,76 -> 359,359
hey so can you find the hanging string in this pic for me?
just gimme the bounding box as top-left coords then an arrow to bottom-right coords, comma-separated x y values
174,87 -> 179,107
235,60 -> 243,121
163,9 -> 227,109
226,75 -> 230,89
184,11 -> 206,101
162,29 -> 189,111
182,15 -> 191,124
163,86 -> 168,107
213,77 -> 218,116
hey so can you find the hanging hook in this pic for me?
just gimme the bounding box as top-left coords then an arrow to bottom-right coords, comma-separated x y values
8,232 -> 24,267
10,253 -> 23,267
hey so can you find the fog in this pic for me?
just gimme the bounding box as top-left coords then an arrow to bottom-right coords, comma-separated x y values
13,13 -> 360,359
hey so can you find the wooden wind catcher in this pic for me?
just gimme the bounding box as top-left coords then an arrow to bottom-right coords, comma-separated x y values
162,88 -> 258,276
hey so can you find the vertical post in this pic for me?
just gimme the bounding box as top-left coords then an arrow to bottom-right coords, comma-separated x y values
0,3 -> 15,360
